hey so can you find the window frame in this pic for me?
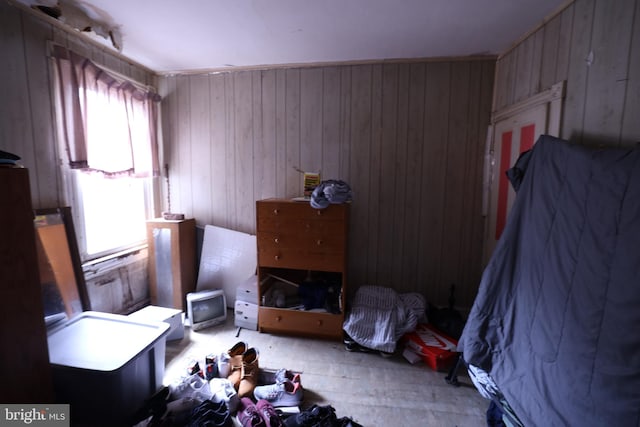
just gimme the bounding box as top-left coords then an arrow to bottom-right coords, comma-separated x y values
50,47 -> 163,264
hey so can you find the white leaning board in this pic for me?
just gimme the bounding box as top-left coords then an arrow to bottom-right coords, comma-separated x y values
196,225 -> 257,308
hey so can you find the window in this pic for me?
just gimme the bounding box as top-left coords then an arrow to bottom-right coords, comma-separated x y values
51,45 -> 161,262
70,170 -> 153,260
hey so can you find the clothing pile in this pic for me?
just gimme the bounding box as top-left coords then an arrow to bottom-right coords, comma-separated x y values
133,341 -> 361,427
310,180 -> 352,209
342,285 -> 426,354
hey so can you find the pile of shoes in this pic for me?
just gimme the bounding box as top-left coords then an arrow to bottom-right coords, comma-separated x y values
282,405 -> 364,427
133,341 -> 308,426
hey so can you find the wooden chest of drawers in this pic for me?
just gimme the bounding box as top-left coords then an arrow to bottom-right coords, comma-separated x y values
256,199 -> 349,340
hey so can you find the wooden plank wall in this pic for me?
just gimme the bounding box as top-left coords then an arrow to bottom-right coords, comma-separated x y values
493,0 -> 640,147
159,59 -> 496,310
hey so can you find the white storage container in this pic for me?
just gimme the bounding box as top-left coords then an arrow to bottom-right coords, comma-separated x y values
47,311 -> 169,425
236,275 -> 259,305
234,300 -> 258,330
128,305 -> 184,341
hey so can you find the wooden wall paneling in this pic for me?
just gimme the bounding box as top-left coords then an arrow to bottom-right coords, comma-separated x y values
321,67 -> 342,180
458,61 -> 485,309
494,51 -> 515,111
582,0 -> 635,146
223,72 -> 236,228
1,7 -> 35,178
189,74 -> 212,225
376,64 -> 400,288
251,71 -> 264,205
621,0 -> 640,145
366,64 -> 383,284
348,64 -> 373,286
389,64 -> 410,289
22,10 -> 60,208
174,75 -> 192,216
157,77 -> 170,212
209,73 -> 231,224
418,62 -> 451,304
555,4 -> 575,84
513,35 -> 535,103
275,69 -> 287,198
561,0 -> 595,142
492,57 -> 506,112
400,63 -> 427,292
439,62 -> 471,305
338,66 -> 352,180
258,69 -> 277,200
468,60 -> 495,305
232,71 -> 255,232
300,68 -> 323,174
540,13 -> 562,91
158,76 -> 175,212
285,69 -> 301,197
529,30 -> 545,94
504,51 -> 518,108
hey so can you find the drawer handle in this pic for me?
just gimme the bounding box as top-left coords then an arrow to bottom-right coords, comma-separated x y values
316,239 -> 322,245
274,255 -> 281,261
274,237 -> 279,244
273,209 -> 279,215
316,210 -> 322,216
276,316 -> 282,322
317,320 -> 323,326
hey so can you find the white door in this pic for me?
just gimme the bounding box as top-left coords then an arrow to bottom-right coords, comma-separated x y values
483,104 -> 547,264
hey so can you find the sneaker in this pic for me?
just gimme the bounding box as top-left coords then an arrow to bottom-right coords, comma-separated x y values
189,399 -> 231,427
210,378 -> 239,414
255,400 -> 284,427
218,352 -> 231,378
169,373 -> 212,402
237,397 -> 265,427
253,380 -> 303,407
283,405 -> 335,427
275,369 -> 302,387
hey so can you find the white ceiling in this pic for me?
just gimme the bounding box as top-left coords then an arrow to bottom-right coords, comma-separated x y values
19,0 -> 567,74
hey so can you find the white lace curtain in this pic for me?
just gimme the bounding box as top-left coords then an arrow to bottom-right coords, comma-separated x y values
51,45 -> 160,177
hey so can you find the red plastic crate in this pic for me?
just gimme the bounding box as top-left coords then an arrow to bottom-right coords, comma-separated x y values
402,323 -> 458,371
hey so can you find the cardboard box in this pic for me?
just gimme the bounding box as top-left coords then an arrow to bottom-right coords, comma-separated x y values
47,311 -> 169,425
129,305 -> 184,341
234,300 -> 258,330
401,323 -> 458,371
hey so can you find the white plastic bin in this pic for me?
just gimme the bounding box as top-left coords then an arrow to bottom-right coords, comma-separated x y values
128,305 -> 184,341
47,311 -> 170,425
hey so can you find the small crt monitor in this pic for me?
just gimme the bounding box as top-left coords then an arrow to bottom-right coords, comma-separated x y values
186,289 -> 227,331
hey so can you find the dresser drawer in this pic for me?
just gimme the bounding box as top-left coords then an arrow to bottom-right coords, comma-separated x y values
257,245 -> 345,271
257,217 -> 345,235
259,306 -> 344,339
257,200 -> 347,229
257,231 -> 345,252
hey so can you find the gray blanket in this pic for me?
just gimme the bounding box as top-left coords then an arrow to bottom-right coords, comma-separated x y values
458,135 -> 640,426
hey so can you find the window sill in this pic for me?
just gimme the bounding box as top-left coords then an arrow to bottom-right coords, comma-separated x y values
82,244 -> 148,278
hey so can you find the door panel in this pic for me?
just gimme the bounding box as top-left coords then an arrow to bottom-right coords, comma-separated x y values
484,104 -> 547,263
